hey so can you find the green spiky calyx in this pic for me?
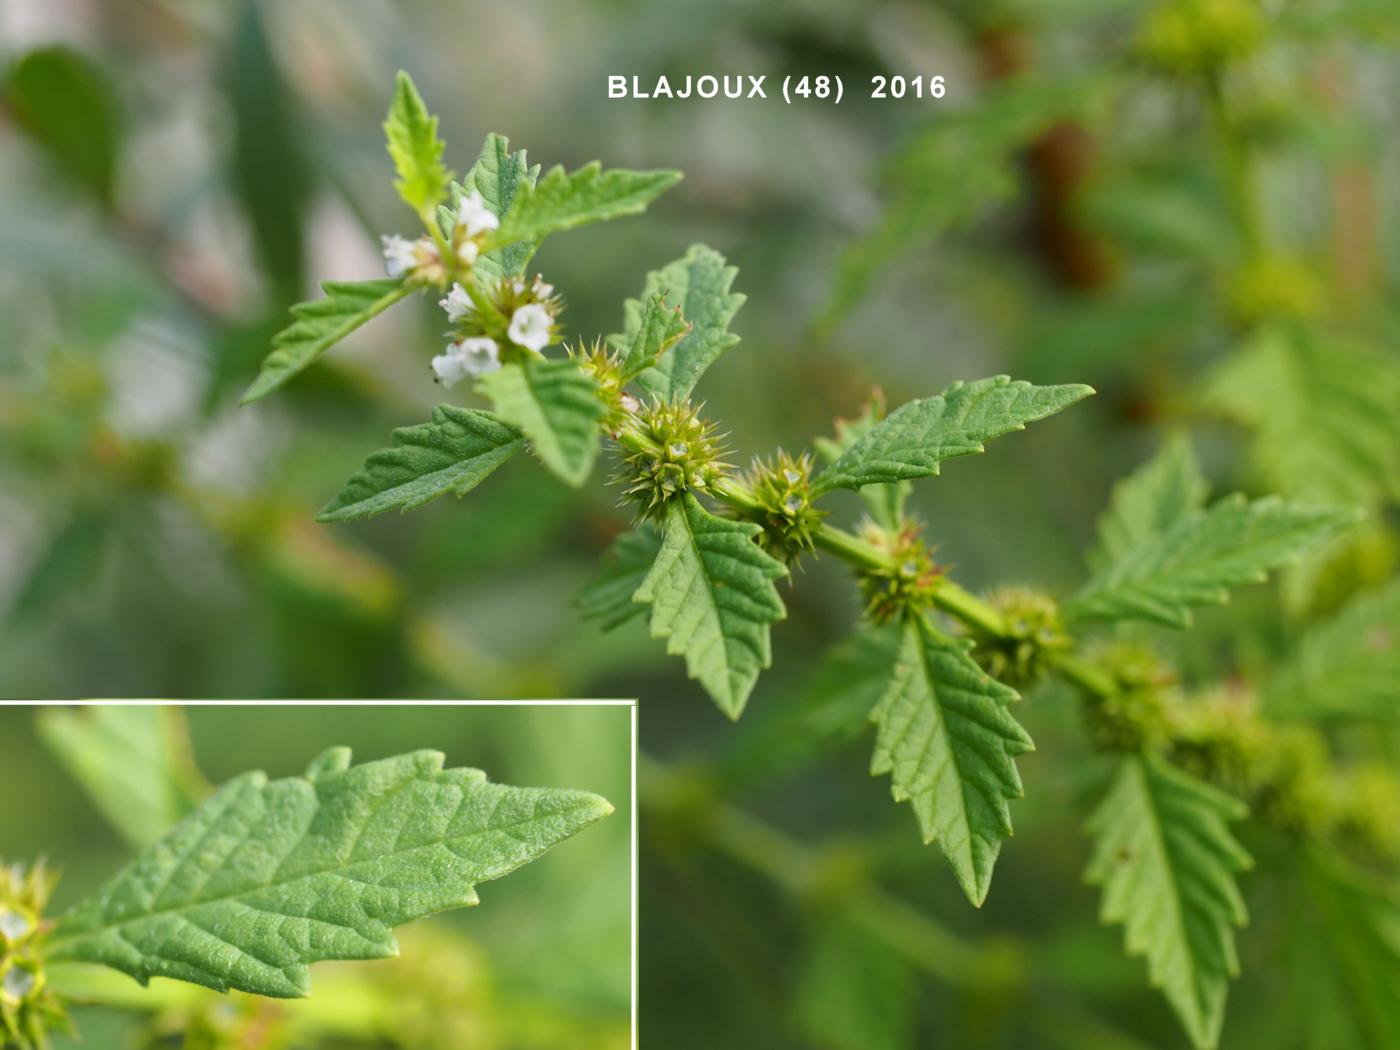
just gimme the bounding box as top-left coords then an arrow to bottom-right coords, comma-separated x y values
1079,641 -> 1177,752
741,451 -> 826,561
968,585 -> 1071,688
0,862 -> 66,1050
570,339 -> 630,431
856,521 -> 943,624
618,399 -> 729,521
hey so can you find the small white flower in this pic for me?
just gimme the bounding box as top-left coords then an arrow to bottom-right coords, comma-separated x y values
531,275 -> 554,298
508,303 -> 554,351
620,392 -> 640,414
3,965 -> 35,1000
455,190 -> 500,238
431,338 -> 501,387
439,283 -> 474,323
0,909 -> 29,941
431,349 -> 473,388
381,234 -> 418,277
456,239 -> 480,266
511,279 -> 526,295
457,336 -> 502,377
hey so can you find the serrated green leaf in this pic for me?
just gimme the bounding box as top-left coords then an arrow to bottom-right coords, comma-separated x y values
1265,578 -> 1400,721
49,748 -> 611,998
37,707 -> 204,850
241,279 -> 411,404
1067,494 -> 1355,627
1203,327 -> 1400,507
383,71 -> 452,220
869,616 -> 1032,906
574,527 -> 663,630
612,244 -> 745,402
1286,850 -> 1400,1049
619,294 -> 691,379
477,358 -> 605,488
1089,433 -> 1208,573
317,406 -> 526,522
814,394 -> 911,530
634,493 -> 787,719
488,161 -> 680,249
1086,753 -> 1252,1050
438,133 -> 541,283
812,376 -> 1094,496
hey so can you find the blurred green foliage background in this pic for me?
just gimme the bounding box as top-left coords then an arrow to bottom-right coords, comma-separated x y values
2,0 -> 1398,1047
0,703 -> 632,1049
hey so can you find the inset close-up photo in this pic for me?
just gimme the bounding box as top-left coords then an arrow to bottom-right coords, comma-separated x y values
0,702 -> 634,1050
2,2 -> 1399,1048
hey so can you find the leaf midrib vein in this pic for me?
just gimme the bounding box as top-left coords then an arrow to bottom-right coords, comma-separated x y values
51,803 -> 560,946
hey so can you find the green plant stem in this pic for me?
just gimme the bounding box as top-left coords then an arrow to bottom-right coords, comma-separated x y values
613,423 -> 1125,706
930,578 -> 1009,638
811,521 -> 893,572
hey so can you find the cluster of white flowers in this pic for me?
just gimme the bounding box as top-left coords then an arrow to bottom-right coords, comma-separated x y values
430,273 -> 561,388
380,189 -> 501,283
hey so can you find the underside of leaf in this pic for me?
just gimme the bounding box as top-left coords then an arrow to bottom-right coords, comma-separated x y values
633,492 -> 787,719
869,615 -> 1032,906
1086,753 -> 1251,1050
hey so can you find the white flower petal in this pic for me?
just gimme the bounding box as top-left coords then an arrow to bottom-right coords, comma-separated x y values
380,234 -> 417,278
458,337 -> 501,377
3,966 -> 34,1000
431,348 -> 474,388
508,303 -> 554,352
0,910 -> 29,941
456,189 -> 500,238
439,283 -> 474,323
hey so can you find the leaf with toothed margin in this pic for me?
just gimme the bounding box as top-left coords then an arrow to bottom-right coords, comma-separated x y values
48,748 -> 611,998
812,376 -> 1094,496
619,293 -> 691,379
1067,495 -> 1357,628
634,493 -> 787,719
575,527 -> 663,630
487,161 -> 680,249
869,615 -> 1032,906
1086,752 -> 1251,1050
317,406 -> 525,522
241,279 -> 412,404
384,70 -> 452,220
610,244 -> 745,401
438,133 -> 541,284
477,358 -> 606,488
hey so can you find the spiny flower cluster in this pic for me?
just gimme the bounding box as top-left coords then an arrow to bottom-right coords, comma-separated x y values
380,188 -> 498,286
0,861 -> 65,1050
856,521 -> 944,624
1079,640 -> 1178,752
432,272 -> 562,387
570,339 -> 636,432
741,450 -> 825,561
968,585 -> 1072,688
618,399 -> 729,520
